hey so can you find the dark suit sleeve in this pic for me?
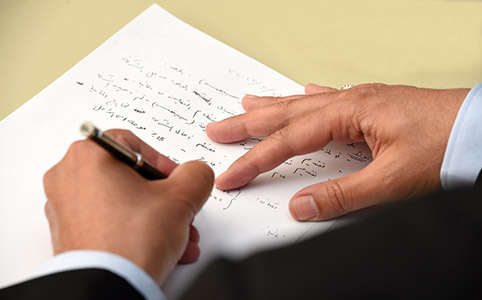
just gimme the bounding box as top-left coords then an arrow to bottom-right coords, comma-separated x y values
476,169 -> 482,186
3,177 -> 482,300
182,185 -> 482,300
0,268 -> 145,300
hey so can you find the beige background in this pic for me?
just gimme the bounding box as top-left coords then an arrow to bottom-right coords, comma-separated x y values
1,0 -> 481,121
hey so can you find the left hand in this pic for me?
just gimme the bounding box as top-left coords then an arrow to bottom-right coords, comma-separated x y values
43,129 -> 214,284
206,83 -> 468,221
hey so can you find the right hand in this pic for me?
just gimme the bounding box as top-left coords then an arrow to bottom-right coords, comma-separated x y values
44,129 -> 214,284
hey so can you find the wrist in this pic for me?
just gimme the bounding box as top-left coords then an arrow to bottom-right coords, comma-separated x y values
32,250 -> 164,300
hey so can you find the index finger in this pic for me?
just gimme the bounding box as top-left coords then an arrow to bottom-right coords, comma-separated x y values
215,110 -> 336,190
105,129 -> 178,176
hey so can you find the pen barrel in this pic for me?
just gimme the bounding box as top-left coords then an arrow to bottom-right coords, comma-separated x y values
136,162 -> 167,180
96,135 -> 167,180
81,122 -> 167,180
94,134 -> 139,167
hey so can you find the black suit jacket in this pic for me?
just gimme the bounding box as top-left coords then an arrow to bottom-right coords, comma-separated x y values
0,268 -> 144,300
2,173 -> 482,300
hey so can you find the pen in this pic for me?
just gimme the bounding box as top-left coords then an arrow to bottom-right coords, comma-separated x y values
80,122 -> 167,180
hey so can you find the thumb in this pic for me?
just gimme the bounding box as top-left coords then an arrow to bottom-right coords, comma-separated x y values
165,160 -> 215,215
305,83 -> 337,95
289,158 -> 408,221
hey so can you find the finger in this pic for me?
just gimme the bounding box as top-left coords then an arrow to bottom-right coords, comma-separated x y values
178,240 -> 200,264
43,201 -> 56,236
165,160 -> 215,215
242,94 -> 304,111
243,86 -> 339,112
289,153 -> 413,221
43,167 -> 58,203
189,225 -> 200,243
178,225 -> 201,263
207,93 -> 333,143
305,83 -> 338,95
242,85 -> 334,112
215,111 -> 337,190
105,129 -> 178,175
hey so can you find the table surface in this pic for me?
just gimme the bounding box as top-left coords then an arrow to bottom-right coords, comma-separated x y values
1,0 -> 481,121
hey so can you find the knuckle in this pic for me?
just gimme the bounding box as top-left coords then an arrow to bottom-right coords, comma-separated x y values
352,83 -> 386,93
65,140 -> 93,163
237,153 -> 262,174
347,100 -> 369,125
269,128 -> 296,156
68,140 -> 87,154
341,83 -> 386,103
273,97 -> 295,113
43,169 -> 53,192
349,86 -> 373,99
321,181 -> 351,216
44,202 -> 51,220
66,140 -> 97,161
239,117 -> 250,137
43,165 -> 61,201
269,128 -> 288,142
322,101 -> 365,142
333,87 -> 386,136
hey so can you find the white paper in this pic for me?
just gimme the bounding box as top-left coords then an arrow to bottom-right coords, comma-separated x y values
0,4 -> 371,297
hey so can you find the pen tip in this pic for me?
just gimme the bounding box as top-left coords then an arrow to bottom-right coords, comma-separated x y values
80,121 -> 97,137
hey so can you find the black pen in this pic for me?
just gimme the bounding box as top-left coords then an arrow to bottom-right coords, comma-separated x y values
80,121 -> 167,180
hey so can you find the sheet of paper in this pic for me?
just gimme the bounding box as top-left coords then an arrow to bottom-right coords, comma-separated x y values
0,4 -> 371,297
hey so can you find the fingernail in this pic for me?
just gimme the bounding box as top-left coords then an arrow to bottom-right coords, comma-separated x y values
243,94 -> 259,99
293,195 -> 318,220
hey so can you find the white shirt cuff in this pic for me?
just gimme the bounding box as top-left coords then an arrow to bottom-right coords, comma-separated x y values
30,250 -> 164,300
441,83 -> 482,189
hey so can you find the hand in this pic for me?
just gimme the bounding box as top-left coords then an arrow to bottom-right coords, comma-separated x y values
206,83 -> 469,221
43,130 -> 214,284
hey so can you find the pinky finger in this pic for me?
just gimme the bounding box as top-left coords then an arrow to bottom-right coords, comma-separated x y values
242,94 -> 305,111
304,83 -> 337,95
178,240 -> 201,264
